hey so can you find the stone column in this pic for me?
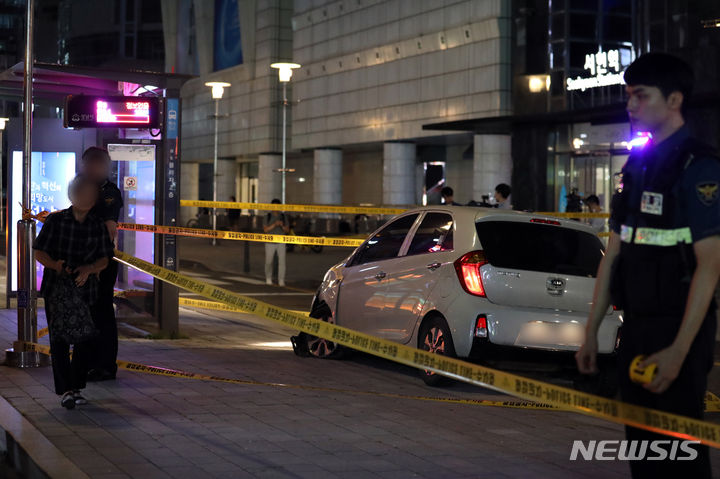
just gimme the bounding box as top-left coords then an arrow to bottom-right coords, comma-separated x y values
473,134 -> 512,202
313,148 -> 342,205
216,157 -> 237,203
179,162 -> 199,226
258,153 -> 282,203
383,142 -> 416,206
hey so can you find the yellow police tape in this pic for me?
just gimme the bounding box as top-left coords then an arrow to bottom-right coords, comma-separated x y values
118,223 -> 364,248
178,296 -> 720,414
27,329 -> 720,414
708,392 -> 720,413
109,250 -> 720,448
22,340 -> 563,411
179,297 -> 251,313
181,199 -> 407,216
181,199 -> 611,220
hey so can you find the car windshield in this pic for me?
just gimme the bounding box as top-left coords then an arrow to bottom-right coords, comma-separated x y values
475,221 -> 604,278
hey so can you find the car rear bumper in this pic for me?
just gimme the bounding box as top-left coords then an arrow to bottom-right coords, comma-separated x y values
445,296 -> 621,357
485,307 -> 620,354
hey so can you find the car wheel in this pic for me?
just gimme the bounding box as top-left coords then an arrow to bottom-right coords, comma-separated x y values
418,315 -> 456,387
305,302 -> 345,359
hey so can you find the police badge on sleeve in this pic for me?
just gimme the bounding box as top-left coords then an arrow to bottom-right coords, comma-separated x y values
696,182 -> 719,206
640,191 -> 663,215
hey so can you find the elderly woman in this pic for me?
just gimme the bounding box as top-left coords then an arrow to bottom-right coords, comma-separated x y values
33,175 -> 114,409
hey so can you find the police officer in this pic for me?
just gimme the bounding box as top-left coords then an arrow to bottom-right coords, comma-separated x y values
80,147 -> 124,382
576,53 -> 719,478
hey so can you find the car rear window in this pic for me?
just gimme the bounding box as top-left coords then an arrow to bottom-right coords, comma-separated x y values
475,221 -> 604,278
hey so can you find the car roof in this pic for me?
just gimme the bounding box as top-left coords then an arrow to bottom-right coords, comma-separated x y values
400,206 -> 598,235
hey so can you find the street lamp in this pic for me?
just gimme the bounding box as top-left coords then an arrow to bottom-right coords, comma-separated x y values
270,62 -> 300,203
0,117 -> 8,232
204,81 -> 231,245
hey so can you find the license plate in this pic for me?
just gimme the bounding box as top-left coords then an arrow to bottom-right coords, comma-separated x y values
516,321 -> 584,348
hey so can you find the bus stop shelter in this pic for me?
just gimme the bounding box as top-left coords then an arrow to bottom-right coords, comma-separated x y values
0,61 -> 194,335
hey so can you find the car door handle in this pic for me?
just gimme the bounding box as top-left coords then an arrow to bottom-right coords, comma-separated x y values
427,262 -> 442,271
375,271 -> 386,281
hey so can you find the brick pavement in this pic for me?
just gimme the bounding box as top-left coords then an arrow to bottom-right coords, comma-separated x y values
0,287 -> 718,477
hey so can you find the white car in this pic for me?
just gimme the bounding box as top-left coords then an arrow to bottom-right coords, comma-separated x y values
298,206 -> 622,387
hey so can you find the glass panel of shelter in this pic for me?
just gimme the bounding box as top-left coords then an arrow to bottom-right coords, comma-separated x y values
107,143 -> 157,297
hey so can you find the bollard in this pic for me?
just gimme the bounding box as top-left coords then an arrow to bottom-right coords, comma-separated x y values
5,220 -> 48,367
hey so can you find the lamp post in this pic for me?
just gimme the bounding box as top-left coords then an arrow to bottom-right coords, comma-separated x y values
0,117 -> 9,233
7,0 -> 44,368
204,81 -> 231,246
270,62 -> 300,204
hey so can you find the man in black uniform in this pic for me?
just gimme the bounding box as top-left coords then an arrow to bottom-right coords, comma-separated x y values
577,53 -> 719,478
81,147 -> 123,382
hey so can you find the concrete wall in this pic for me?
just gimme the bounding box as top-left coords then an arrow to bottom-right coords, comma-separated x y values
291,0 -> 512,149
178,0 -> 294,163
172,0 -> 511,208
443,144 -> 474,204
286,155 -> 315,205
342,150 -> 384,205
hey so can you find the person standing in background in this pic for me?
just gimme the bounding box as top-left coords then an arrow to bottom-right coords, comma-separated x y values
263,199 -> 289,286
585,195 -> 606,233
80,147 -> 124,382
494,184 -> 512,210
440,186 -> 461,206
227,195 -> 241,231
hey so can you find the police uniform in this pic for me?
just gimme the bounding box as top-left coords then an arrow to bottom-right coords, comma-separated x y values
610,125 -> 718,478
89,180 -> 123,379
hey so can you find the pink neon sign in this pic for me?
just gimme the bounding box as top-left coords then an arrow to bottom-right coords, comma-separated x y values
96,100 -> 151,124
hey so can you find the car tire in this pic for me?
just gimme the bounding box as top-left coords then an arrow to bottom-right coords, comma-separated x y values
304,300 -> 345,359
418,315 -> 457,387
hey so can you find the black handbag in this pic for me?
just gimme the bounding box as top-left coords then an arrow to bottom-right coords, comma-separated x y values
45,272 -> 97,345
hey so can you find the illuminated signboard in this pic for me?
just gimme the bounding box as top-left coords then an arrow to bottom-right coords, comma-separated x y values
64,95 -> 161,129
10,151 -> 76,292
566,49 -> 632,92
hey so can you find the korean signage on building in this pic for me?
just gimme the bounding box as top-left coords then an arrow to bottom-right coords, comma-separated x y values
566,49 -> 630,92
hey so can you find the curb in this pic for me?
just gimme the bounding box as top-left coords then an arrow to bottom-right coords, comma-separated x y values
0,394 -> 89,479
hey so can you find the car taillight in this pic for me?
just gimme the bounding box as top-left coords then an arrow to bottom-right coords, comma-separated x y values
454,251 -> 487,297
530,218 -> 561,226
475,315 -> 488,338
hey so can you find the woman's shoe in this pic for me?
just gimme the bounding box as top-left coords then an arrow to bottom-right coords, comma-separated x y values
61,392 -> 75,410
73,391 -> 88,406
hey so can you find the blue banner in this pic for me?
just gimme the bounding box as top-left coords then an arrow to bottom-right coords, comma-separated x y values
214,0 -> 243,71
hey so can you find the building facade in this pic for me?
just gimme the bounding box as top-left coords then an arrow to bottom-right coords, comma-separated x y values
57,0 -> 164,70
174,0 -> 720,224
173,0 -> 514,226
429,0 -> 720,212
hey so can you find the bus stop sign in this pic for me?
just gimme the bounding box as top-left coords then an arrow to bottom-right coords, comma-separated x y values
64,95 -> 161,129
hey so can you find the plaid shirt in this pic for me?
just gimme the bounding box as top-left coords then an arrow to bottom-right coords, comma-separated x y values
33,207 -> 114,303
